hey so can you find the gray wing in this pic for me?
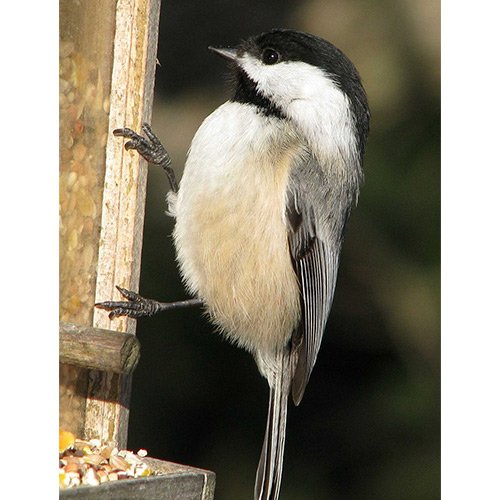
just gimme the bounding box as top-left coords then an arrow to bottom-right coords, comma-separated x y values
287,154 -> 357,405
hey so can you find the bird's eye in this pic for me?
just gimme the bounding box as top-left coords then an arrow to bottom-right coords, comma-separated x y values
262,48 -> 280,65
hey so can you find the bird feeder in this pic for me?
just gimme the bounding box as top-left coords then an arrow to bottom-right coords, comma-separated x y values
59,0 -> 214,496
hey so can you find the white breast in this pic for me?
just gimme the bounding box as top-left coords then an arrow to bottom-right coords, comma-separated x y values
173,102 -> 301,356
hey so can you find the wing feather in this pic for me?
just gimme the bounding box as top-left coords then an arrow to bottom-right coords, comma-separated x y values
286,155 -> 352,405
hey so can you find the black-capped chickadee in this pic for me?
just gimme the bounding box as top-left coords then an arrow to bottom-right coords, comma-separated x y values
97,28 -> 369,500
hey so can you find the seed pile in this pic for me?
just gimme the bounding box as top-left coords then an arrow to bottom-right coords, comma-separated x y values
59,39 -> 109,325
59,430 -> 152,489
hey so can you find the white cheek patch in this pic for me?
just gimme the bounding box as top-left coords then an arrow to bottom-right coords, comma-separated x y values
239,55 -> 357,166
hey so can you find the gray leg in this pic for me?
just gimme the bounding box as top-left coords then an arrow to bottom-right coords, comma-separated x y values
95,286 -> 203,320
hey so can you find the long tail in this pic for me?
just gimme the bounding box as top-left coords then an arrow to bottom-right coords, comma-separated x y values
254,352 -> 291,500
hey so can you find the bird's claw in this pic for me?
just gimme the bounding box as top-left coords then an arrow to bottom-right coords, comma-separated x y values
113,123 -> 178,192
113,124 -> 171,167
95,286 -> 159,320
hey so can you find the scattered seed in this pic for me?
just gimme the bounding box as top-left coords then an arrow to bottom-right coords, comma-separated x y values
109,454 -> 129,471
59,429 -> 76,453
82,454 -> 105,467
83,467 -> 100,486
59,37 -> 108,325
100,445 -> 113,460
59,431 -> 154,490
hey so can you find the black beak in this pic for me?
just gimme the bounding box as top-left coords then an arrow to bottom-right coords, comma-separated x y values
208,46 -> 238,61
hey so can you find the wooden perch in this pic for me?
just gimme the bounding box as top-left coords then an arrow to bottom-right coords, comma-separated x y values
59,322 -> 140,374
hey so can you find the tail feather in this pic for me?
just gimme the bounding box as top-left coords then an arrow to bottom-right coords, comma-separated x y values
254,353 -> 291,500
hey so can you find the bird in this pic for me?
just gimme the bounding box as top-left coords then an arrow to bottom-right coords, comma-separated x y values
96,28 -> 370,500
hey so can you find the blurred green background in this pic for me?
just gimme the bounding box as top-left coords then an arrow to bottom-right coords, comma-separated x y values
127,1 -> 440,498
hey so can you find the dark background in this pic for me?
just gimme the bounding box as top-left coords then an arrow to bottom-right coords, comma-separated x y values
127,1 -> 440,498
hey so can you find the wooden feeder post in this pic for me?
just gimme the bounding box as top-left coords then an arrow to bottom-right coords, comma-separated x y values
60,3 -> 216,496
59,0 -> 160,448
